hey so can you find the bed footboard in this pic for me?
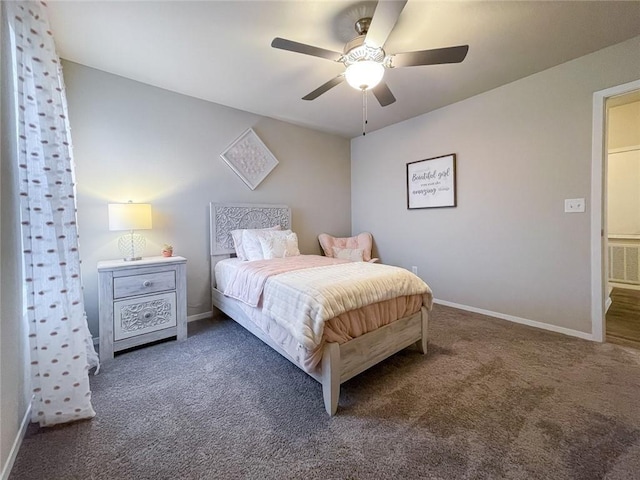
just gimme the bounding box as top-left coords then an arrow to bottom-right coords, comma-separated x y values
320,306 -> 429,415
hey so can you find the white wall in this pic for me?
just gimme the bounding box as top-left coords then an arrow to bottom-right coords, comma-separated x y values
1,3 -> 30,477
608,150 -> 640,236
607,101 -> 640,236
351,36 -> 640,335
62,61 -> 352,338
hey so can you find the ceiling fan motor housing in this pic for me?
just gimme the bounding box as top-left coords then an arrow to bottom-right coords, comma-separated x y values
342,35 -> 386,67
355,17 -> 371,36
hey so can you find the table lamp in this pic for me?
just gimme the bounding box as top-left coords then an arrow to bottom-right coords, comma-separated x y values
108,202 -> 152,261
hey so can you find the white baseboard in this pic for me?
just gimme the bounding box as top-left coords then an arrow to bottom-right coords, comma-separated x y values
1,403 -> 31,480
434,299 -> 594,341
609,282 -> 640,291
605,296 -> 612,313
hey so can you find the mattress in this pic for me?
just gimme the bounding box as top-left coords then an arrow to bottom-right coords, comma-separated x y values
214,257 -> 425,372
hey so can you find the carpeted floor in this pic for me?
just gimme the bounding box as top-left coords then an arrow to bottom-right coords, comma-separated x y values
9,304 -> 640,480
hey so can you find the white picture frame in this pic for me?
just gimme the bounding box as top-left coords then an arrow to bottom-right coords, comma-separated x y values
220,128 -> 279,190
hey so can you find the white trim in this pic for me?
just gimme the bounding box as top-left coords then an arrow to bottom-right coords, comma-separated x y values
605,296 -> 612,313
434,299 -> 594,341
187,311 -> 213,322
1,403 -> 31,480
592,88 -> 606,342
608,234 -> 640,240
591,79 -> 640,343
609,282 -> 640,292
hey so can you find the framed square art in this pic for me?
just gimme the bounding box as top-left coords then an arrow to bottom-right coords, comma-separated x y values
407,154 -> 457,209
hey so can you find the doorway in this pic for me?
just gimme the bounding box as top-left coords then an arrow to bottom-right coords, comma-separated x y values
591,80 -> 640,344
605,91 -> 640,348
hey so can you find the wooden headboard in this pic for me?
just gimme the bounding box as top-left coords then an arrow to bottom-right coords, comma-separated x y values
209,202 -> 291,256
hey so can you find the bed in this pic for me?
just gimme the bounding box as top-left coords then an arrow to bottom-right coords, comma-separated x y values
209,202 -> 433,415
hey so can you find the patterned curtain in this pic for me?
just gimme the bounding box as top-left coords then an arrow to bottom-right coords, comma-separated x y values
6,0 -> 99,426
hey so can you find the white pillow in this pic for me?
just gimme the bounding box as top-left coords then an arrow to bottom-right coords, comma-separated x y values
231,225 -> 280,261
332,246 -> 364,262
244,228 -> 292,261
258,231 -> 301,259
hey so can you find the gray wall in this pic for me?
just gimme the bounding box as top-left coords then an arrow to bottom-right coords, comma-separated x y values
1,2 -> 30,475
351,36 -> 640,335
62,61 -> 352,338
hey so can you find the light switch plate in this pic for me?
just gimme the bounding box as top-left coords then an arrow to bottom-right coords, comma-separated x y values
564,198 -> 585,213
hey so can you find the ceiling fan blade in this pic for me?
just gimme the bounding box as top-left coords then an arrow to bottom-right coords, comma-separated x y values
372,81 -> 396,107
364,0 -> 408,49
391,45 -> 469,68
271,37 -> 342,62
302,75 -> 345,101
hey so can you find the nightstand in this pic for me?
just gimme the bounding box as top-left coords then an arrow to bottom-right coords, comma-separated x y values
98,256 -> 187,362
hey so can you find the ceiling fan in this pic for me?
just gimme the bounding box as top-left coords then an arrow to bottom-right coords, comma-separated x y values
271,0 -> 469,107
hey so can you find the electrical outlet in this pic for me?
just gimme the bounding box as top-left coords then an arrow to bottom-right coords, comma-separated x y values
411,266 -> 418,275
564,198 -> 585,213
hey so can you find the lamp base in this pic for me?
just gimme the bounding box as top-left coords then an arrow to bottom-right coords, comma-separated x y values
118,232 -> 146,261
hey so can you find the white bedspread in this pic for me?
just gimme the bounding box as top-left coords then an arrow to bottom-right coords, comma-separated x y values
222,255 -> 348,307
224,257 -> 432,351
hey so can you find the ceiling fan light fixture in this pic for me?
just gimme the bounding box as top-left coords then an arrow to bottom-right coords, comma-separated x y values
345,60 -> 384,91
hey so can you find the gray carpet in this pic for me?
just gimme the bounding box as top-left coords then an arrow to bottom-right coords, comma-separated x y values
10,305 -> 640,480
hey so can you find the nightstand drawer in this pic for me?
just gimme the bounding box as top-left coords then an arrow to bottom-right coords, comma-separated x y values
114,291 -> 177,341
114,270 -> 176,299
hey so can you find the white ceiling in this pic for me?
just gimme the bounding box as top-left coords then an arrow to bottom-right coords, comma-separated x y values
47,1 -> 640,139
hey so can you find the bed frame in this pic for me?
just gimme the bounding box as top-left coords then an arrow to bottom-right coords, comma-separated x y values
209,202 -> 429,415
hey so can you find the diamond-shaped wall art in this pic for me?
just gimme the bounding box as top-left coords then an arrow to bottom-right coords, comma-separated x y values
220,128 -> 279,190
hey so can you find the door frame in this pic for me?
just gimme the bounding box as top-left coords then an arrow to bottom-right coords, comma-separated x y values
591,79 -> 640,342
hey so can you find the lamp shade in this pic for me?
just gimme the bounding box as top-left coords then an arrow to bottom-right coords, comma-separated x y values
108,203 -> 152,231
345,61 -> 385,91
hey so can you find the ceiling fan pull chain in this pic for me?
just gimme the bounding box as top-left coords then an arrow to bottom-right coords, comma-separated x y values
362,88 -> 368,136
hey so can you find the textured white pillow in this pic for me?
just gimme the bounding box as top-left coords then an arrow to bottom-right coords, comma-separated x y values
244,228 -> 292,261
332,246 -> 364,262
231,225 -> 280,261
258,231 -> 300,260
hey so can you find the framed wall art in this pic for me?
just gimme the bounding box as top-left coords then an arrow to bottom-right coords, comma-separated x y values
220,128 -> 279,190
407,153 -> 457,209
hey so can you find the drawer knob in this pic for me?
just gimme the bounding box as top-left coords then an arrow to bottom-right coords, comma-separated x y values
142,280 -> 152,287
143,312 -> 152,319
